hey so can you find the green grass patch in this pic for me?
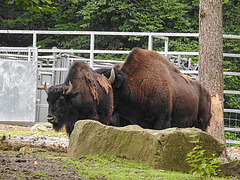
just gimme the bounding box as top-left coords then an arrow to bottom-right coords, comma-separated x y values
35,172 -> 47,177
59,155 -> 233,180
0,129 -> 67,138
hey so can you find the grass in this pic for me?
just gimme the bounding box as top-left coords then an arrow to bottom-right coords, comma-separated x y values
35,172 -> 47,177
0,128 -> 68,138
56,154 -> 234,180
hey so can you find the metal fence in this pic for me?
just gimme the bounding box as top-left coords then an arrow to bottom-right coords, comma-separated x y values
0,30 -> 239,145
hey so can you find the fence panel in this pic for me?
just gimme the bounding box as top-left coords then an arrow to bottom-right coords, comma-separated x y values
224,110 -> 240,145
0,48 -> 37,125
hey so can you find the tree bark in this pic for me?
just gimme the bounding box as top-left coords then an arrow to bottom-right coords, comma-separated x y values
198,0 -> 226,144
0,135 -> 68,153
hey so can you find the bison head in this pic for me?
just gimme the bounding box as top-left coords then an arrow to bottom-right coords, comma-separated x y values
96,66 -> 126,89
44,82 -> 79,132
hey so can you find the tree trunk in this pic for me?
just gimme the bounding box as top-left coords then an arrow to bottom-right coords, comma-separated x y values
198,0 -> 226,144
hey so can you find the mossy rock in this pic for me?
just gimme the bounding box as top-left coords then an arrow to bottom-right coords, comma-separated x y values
67,120 -> 224,172
219,160 -> 240,178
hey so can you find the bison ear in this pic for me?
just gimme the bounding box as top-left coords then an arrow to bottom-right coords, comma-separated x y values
68,92 -> 79,99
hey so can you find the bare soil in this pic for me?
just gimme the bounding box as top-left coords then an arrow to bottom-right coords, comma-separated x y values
0,151 -> 86,180
0,124 -> 32,131
0,124 -> 85,180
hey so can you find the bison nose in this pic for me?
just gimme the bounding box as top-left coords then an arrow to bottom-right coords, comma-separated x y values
47,115 -> 55,123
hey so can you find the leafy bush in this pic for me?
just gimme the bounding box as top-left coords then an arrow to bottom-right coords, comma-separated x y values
186,135 -> 221,179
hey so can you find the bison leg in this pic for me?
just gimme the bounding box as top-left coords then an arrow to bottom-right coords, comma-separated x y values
100,113 -> 112,125
65,122 -> 76,137
196,88 -> 211,131
108,113 -> 133,127
153,115 -> 171,130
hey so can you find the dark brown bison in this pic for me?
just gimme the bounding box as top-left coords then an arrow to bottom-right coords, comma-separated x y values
45,61 -> 114,136
97,48 -> 211,131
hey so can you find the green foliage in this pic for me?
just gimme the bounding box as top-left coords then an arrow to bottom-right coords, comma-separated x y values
223,59 -> 240,109
1,0 -> 200,49
186,135 -> 221,179
222,0 -> 240,109
1,0 -> 239,47
225,131 -> 240,142
223,0 -> 240,35
5,0 -> 54,12
76,0 -> 198,33
1,0 -> 239,53
186,145 -> 220,179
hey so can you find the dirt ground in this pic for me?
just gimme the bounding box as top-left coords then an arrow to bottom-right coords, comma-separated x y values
0,124 -> 86,180
0,151 -> 86,180
0,124 -> 240,180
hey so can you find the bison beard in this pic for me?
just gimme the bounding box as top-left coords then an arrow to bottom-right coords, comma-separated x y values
45,62 -> 114,136
97,48 -> 211,131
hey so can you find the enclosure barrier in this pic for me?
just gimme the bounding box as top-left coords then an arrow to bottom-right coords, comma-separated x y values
0,30 -> 239,145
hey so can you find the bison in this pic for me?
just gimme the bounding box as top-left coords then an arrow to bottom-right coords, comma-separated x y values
97,48 -> 211,131
44,61 -> 115,136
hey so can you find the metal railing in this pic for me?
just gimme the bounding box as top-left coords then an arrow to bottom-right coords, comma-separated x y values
0,30 -> 239,144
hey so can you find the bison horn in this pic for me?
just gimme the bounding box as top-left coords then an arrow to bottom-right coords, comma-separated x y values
44,82 -> 48,93
66,81 -> 73,95
108,68 -> 115,84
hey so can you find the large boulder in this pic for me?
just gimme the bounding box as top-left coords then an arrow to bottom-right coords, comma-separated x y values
219,160 -> 240,178
67,120 -> 224,172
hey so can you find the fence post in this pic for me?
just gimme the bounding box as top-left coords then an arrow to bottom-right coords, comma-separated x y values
188,58 -> 192,70
33,31 -> 37,48
148,35 -> 153,50
28,48 -> 31,61
52,47 -> 57,68
52,47 -> 57,85
90,32 -> 94,68
177,55 -> 181,68
33,47 -> 38,62
164,37 -> 169,58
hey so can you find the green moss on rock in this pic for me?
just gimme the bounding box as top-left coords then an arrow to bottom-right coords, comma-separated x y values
67,120 -> 224,172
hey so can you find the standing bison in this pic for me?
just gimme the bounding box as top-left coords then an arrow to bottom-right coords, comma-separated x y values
97,48 -> 211,131
44,61 -> 114,136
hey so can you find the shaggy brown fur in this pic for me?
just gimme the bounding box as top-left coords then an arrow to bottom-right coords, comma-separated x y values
46,61 -> 113,136
97,75 -> 112,94
100,48 -> 211,130
179,73 -> 196,84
